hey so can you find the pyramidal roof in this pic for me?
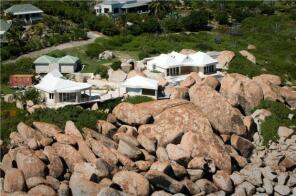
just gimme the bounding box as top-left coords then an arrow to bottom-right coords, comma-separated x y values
57,55 -> 79,64
34,55 -> 79,64
186,52 -> 218,66
35,70 -> 91,93
5,4 -> 43,15
0,19 -> 11,33
34,55 -> 58,64
123,75 -> 158,90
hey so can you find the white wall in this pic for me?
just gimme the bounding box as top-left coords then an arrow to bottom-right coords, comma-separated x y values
35,65 -> 49,73
60,65 -> 75,73
126,88 -> 157,99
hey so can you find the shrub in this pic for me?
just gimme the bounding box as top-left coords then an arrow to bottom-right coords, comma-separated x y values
0,102 -> 27,142
138,51 -> 150,59
125,96 -> 154,104
1,57 -> 34,83
161,13 -> 184,32
141,17 -> 161,33
183,10 -> 209,31
215,11 -> 229,25
96,65 -> 108,78
86,43 -> 106,58
110,61 -> 122,70
27,105 -> 107,130
254,100 -> 296,145
22,88 -> 42,104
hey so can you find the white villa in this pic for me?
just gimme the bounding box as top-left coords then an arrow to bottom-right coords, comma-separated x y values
122,76 -> 158,99
147,51 -> 218,77
4,4 -> 43,24
35,70 -> 92,105
94,0 -> 151,15
0,19 -> 11,43
34,55 -> 81,74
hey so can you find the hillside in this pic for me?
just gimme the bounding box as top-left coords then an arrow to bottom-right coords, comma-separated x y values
0,72 -> 295,195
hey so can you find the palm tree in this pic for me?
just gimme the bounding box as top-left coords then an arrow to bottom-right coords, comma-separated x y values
149,0 -> 175,18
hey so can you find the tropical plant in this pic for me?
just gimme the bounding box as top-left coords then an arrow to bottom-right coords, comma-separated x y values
149,0 -> 174,18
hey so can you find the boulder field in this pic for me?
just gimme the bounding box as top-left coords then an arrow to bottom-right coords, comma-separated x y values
0,73 -> 296,196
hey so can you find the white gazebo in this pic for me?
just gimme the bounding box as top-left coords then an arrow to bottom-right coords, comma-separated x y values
122,76 -> 158,98
147,51 -> 218,76
35,70 -> 92,105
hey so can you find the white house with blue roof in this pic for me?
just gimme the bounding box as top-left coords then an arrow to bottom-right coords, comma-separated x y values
0,19 -> 11,43
94,0 -> 151,15
4,4 -> 43,24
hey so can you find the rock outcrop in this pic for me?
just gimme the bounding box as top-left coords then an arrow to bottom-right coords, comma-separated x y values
1,72 -> 295,196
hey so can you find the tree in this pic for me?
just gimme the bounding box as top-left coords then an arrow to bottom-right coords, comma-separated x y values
141,17 -> 161,33
86,43 -> 105,58
149,0 -> 174,18
110,61 -> 122,70
215,11 -> 229,25
183,10 -> 209,31
161,13 -> 183,32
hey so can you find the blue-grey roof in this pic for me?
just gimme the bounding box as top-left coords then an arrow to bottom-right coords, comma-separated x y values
4,4 -> 43,15
0,19 -> 11,33
98,0 -> 150,7
121,1 -> 149,9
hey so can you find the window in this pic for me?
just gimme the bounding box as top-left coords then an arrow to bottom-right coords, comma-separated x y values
113,8 -> 119,13
104,8 -> 110,13
142,89 -> 155,96
49,93 -> 54,99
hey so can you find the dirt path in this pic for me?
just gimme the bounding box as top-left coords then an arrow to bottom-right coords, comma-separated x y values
3,31 -> 105,64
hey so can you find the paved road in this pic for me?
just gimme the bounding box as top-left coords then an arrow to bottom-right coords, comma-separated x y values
3,31 -> 105,64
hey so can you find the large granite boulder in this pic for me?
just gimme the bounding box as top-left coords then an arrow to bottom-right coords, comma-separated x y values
216,50 -> 235,69
139,103 -> 231,173
189,84 -> 246,136
239,50 -> 256,64
112,171 -> 150,196
112,99 -> 188,125
253,74 -> 284,102
15,148 -> 46,179
108,69 -> 127,82
220,73 -> 263,114
4,168 -> 25,193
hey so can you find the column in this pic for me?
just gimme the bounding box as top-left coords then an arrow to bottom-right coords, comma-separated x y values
76,92 -> 79,103
89,89 -> 91,100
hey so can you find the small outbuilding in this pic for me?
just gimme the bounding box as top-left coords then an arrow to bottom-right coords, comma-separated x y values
9,74 -> 34,88
122,76 -> 158,99
34,70 -> 92,105
0,19 -> 11,43
4,4 -> 43,23
34,55 -> 81,74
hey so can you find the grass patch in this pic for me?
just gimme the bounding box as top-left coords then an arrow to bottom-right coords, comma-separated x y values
0,98 -> 123,142
0,84 -> 16,94
254,100 -> 296,145
125,96 -> 154,104
87,14 -> 296,82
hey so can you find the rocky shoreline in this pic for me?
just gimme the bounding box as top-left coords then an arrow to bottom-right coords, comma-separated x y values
0,73 -> 295,196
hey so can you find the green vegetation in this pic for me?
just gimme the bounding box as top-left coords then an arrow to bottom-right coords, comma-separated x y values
86,14 -> 296,82
0,97 -> 124,142
125,96 -> 154,104
1,16 -> 87,61
1,58 -> 34,84
0,102 -> 27,143
110,61 -> 122,70
21,88 -> 42,104
254,100 -> 296,145
27,106 -> 107,130
34,1 -> 119,36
